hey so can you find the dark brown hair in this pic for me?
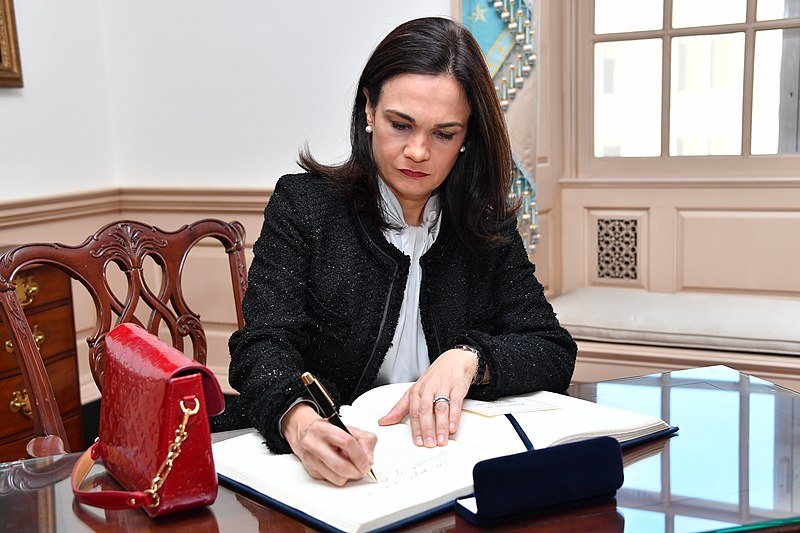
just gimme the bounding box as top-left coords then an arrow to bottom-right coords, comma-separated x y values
299,17 -> 516,251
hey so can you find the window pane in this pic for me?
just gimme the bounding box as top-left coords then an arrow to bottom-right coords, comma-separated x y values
673,0 -> 746,28
670,33 -> 744,156
595,0 -> 663,34
670,387 -> 739,503
757,0 -> 800,21
594,39 -> 662,157
752,28 -> 800,154
748,393 -> 775,510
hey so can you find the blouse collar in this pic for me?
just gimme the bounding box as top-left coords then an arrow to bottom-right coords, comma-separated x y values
378,177 -> 441,235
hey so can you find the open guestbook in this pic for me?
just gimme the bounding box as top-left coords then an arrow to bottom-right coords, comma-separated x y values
212,382 -> 676,533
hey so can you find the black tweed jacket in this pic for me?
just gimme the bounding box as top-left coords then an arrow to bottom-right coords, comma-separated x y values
221,173 -> 576,453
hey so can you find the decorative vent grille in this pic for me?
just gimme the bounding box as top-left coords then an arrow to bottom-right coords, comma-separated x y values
597,219 -> 638,280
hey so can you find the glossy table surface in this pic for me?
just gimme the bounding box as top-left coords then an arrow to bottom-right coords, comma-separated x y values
2,365 -> 800,532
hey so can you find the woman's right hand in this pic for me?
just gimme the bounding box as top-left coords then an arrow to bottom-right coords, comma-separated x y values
281,403 -> 377,486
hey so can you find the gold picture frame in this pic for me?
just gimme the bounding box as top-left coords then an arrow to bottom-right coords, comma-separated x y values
0,0 -> 22,88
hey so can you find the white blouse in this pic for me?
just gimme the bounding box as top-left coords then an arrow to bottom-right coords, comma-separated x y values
374,178 -> 442,385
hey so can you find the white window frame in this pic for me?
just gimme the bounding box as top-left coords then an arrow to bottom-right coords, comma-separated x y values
574,0 -> 800,179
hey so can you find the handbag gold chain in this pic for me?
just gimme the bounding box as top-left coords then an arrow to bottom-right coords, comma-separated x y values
144,397 -> 200,508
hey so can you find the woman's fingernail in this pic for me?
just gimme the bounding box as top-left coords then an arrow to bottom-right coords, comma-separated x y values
415,435 -> 424,446
425,436 -> 435,447
437,434 -> 446,445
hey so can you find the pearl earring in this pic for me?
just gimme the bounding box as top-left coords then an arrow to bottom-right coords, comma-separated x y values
365,125 -> 373,134
459,145 -> 466,153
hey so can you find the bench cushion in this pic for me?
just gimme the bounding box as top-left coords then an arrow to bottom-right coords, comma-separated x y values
550,287 -> 800,356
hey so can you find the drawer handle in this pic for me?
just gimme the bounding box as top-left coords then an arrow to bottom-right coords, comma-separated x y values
4,324 -> 45,354
10,389 -> 33,419
12,275 -> 39,308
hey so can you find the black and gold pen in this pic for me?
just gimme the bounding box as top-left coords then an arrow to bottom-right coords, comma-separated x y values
300,372 -> 377,482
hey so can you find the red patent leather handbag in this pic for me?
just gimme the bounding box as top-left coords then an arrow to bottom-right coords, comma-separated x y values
71,323 -> 224,517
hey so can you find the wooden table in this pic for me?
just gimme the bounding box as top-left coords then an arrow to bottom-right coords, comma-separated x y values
2,365 -> 800,532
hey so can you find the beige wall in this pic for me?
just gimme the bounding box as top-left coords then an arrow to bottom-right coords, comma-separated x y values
560,182 -> 800,297
528,0 -> 566,296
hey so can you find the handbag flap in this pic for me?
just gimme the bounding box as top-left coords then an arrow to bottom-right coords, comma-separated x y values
105,322 -> 224,415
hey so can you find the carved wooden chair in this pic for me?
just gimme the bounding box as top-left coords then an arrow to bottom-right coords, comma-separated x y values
0,219 -> 247,457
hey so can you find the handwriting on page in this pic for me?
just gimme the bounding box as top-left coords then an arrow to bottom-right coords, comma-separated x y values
363,449 -> 452,495
462,397 -> 558,416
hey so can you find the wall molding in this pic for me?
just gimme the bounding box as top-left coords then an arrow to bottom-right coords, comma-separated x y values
119,187 -> 271,215
0,187 -> 272,230
0,189 -> 121,230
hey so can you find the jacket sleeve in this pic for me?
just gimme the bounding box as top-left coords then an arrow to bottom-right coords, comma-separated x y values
227,176 -> 327,454
456,227 -> 577,401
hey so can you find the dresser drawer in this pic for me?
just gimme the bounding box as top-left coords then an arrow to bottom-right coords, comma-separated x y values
6,264 -> 71,311
0,413 -> 83,462
0,304 -> 76,376
0,260 -> 81,462
0,355 -> 80,441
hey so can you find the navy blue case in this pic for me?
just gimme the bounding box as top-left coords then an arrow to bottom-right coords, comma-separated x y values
454,435 -> 625,526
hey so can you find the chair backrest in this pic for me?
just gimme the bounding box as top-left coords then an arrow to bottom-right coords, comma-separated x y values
0,219 -> 247,457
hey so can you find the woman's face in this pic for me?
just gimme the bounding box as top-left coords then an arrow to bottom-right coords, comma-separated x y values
365,73 -> 470,225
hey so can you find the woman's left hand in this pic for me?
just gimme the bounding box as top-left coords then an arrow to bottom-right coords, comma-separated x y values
378,348 -> 477,447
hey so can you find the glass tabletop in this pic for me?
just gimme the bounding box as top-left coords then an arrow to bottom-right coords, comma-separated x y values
569,365 -> 800,532
2,365 -> 799,532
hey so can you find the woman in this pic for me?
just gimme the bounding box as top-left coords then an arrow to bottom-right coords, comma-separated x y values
223,17 -> 576,486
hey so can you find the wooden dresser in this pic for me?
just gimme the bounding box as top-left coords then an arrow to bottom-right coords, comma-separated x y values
0,264 -> 82,462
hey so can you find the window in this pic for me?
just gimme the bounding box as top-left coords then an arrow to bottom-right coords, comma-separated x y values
595,367 -> 793,530
576,0 -> 800,177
